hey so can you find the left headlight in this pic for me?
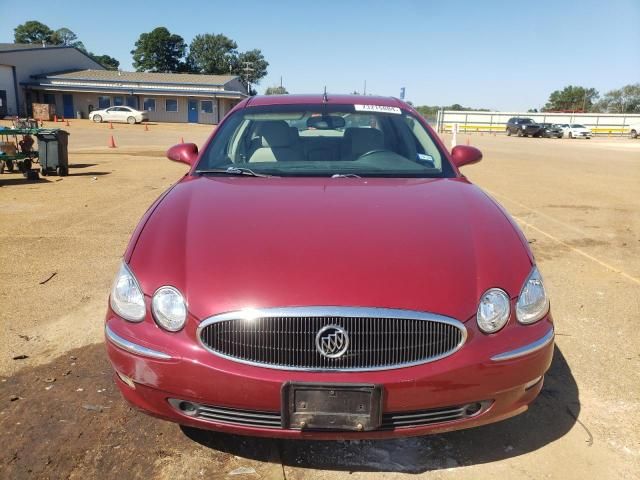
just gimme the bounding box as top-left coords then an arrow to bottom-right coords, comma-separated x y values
516,266 -> 549,324
110,262 -> 146,322
477,288 -> 511,333
152,286 -> 187,332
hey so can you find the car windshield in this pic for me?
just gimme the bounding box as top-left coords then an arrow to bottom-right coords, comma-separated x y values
571,124 -> 585,128
196,104 -> 453,178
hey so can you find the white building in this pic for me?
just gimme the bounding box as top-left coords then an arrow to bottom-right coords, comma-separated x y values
0,43 -> 248,123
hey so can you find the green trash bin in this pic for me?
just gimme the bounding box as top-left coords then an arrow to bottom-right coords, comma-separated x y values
37,129 -> 69,176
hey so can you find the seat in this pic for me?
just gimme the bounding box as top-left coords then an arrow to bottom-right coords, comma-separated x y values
249,121 -> 300,162
341,128 -> 384,161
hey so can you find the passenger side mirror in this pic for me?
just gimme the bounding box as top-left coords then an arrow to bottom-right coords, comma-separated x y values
451,145 -> 482,168
167,143 -> 198,166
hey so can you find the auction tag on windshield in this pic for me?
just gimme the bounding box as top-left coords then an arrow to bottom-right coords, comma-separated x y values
354,104 -> 402,114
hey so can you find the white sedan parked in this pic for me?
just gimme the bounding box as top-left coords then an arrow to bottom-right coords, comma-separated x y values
89,106 -> 148,124
559,124 -> 592,139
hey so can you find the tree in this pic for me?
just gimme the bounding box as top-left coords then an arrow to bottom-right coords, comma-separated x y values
52,27 -> 84,49
265,85 -> 288,95
14,20 -> 55,44
594,84 -> 640,113
187,33 -> 238,74
131,27 -> 187,72
543,85 -> 599,112
234,49 -> 269,87
90,54 -> 120,70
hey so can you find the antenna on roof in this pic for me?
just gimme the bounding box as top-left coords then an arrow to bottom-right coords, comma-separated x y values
323,86 -> 328,103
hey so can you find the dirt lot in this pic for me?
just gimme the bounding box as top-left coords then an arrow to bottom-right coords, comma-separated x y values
1,120 -> 639,479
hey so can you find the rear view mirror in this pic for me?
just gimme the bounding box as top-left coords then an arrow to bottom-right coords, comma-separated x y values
451,145 -> 482,168
307,115 -> 346,130
167,143 -> 198,166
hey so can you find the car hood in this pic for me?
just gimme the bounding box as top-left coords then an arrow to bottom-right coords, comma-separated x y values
129,176 -> 533,323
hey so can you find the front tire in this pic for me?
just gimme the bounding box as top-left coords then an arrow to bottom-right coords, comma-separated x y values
569,132 -> 573,139
93,115 -> 102,123
631,130 -> 638,139
127,116 -> 136,125
506,128 -> 511,136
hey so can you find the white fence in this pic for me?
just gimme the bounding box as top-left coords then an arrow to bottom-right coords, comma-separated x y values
435,110 -> 640,135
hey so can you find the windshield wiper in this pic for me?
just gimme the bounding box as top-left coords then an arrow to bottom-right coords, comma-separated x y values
195,166 -> 272,177
331,173 -> 361,178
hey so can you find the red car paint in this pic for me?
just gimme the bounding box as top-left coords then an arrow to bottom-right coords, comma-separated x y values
107,95 -> 554,439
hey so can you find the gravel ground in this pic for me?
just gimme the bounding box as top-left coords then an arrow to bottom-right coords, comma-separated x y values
1,120 -> 638,479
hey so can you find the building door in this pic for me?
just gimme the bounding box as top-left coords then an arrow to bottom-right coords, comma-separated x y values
0,90 -> 7,117
188,99 -> 198,123
62,94 -> 74,119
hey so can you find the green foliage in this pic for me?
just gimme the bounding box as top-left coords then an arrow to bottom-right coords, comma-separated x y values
265,85 -> 288,95
89,54 -> 120,70
52,28 -> 84,50
234,49 -> 269,86
131,27 -> 187,73
543,85 -> 599,112
187,33 -> 238,74
14,20 -> 55,44
594,83 -> 640,113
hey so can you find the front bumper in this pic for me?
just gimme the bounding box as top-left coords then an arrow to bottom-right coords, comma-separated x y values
105,312 -> 554,439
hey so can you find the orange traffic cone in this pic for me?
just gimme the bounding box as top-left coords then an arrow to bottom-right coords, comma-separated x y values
65,119 -> 70,127
54,114 -> 58,123
109,122 -> 114,130
180,137 -> 185,144
144,123 -> 149,131
466,136 -> 470,145
108,135 -> 117,148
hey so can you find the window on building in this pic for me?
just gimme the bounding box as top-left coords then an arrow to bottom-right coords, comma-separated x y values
165,99 -> 178,112
126,96 -> 137,109
201,100 -> 214,114
43,93 -> 56,105
98,96 -> 111,109
143,98 -> 156,112
113,96 -> 124,106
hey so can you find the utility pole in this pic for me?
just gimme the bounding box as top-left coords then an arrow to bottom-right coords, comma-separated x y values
363,80 -> 367,96
242,61 -> 254,95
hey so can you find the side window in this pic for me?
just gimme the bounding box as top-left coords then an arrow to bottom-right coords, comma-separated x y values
165,99 -> 178,112
98,96 -> 111,109
201,101 -> 213,114
113,96 -> 124,106
143,98 -> 156,112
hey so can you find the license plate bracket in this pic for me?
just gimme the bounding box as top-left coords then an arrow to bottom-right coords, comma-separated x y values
282,382 -> 382,431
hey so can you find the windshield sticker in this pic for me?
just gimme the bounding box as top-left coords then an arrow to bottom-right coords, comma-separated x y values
354,104 -> 402,115
417,153 -> 434,163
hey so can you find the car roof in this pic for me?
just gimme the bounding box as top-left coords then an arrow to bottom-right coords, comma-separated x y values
243,94 -> 405,109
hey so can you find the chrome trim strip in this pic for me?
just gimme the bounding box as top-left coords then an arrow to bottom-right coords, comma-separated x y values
491,327 -> 555,362
196,306 -> 468,372
105,324 -> 172,360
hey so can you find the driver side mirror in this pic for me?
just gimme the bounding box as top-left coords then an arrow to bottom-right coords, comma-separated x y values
167,143 -> 198,166
451,145 -> 482,168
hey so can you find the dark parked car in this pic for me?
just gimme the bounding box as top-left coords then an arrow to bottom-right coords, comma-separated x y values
539,123 -> 564,138
506,118 -> 543,137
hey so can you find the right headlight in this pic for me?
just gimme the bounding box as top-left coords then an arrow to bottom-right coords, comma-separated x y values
516,266 -> 549,324
110,261 -> 146,322
477,288 -> 511,333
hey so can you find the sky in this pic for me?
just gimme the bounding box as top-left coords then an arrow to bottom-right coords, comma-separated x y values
1,0 -> 638,110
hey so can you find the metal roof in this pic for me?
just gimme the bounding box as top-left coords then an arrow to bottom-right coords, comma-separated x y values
0,43 -> 74,53
41,69 -> 239,87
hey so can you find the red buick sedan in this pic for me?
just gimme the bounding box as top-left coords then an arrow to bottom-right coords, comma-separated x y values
105,94 -> 554,439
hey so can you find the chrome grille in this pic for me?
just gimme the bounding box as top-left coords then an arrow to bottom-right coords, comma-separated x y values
169,398 -> 489,430
197,307 -> 466,371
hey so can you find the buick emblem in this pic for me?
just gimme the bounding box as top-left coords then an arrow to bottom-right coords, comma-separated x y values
315,325 -> 349,358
